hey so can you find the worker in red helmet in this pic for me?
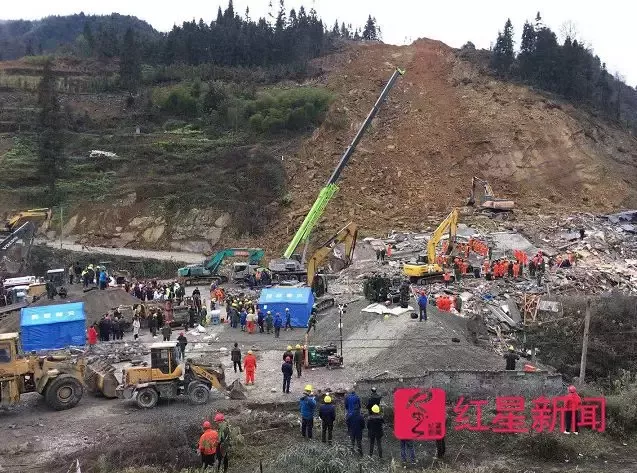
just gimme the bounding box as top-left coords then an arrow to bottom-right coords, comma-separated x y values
564,385 -> 582,435
198,420 -> 219,470
215,412 -> 230,472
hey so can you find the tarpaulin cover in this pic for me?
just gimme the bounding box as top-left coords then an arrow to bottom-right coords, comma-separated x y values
20,302 -> 86,351
257,287 -> 314,328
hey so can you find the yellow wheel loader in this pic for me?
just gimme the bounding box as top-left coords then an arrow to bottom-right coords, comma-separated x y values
116,341 -> 226,409
0,332 -> 119,410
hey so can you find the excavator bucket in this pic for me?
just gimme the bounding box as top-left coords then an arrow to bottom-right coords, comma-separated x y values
84,360 -> 119,399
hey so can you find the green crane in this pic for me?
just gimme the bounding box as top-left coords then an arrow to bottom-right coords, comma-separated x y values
283,67 -> 405,260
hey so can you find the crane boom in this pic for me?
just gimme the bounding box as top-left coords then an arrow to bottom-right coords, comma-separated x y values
283,67 -> 404,259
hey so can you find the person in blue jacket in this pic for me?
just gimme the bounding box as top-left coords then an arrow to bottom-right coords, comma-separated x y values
319,395 -> 336,444
418,291 -> 428,321
345,388 -> 361,418
299,385 -> 317,438
347,408 -> 365,456
239,309 -> 247,332
273,313 -> 282,338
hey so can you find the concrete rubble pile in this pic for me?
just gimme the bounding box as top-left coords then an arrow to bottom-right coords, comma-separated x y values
86,340 -> 150,363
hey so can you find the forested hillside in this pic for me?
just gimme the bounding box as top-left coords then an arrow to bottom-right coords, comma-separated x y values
0,4 -> 635,255
485,12 -> 637,133
0,13 -> 158,60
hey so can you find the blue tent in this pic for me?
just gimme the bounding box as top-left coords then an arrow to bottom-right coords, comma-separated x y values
258,287 -> 314,328
20,302 -> 86,352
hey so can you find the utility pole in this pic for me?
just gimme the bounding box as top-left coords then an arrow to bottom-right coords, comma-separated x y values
59,206 -> 63,249
338,303 -> 346,359
579,297 -> 592,385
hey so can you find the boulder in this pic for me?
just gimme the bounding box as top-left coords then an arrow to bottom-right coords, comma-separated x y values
141,225 -> 165,243
228,379 -> 247,400
214,213 -> 231,228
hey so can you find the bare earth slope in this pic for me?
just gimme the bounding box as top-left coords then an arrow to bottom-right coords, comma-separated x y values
274,39 -> 637,248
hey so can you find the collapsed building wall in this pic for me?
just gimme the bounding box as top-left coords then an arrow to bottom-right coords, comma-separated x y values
355,369 -> 563,400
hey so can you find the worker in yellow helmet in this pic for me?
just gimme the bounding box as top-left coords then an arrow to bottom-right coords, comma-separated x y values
283,345 -> 294,362
368,404 -> 385,458
299,385 -> 317,439
319,394 -> 336,444
293,344 -> 304,378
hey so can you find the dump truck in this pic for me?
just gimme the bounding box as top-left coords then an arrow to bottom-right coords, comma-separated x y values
116,341 -> 226,409
0,332 -> 118,410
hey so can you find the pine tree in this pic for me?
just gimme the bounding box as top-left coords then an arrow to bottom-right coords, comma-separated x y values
340,22 -> 349,39
275,0 -> 286,32
25,39 -> 34,56
119,28 -> 141,93
332,20 -> 340,36
518,21 -> 536,81
216,7 -> 223,24
83,23 -> 95,56
37,60 -> 65,195
490,18 -> 514,76
362,15 -> 377,40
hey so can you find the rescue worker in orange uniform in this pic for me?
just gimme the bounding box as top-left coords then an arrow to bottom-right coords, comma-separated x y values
443,271 -> 451,287
243,349 -> 257,385
198,420 -> 219,470
564,385 -> 582,434
512,261 -> 520,278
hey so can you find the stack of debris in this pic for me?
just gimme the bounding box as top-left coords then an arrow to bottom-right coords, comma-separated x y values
87,341 -> 150,363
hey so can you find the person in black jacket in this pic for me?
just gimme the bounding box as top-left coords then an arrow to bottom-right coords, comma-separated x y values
366,387 -> 382,415
319,395 -> 336,444
231,343 -> 242,373
367,404 -> 384,458
504,346 -> 519,370
281,356 -> 293,393
347,408 -> 365,456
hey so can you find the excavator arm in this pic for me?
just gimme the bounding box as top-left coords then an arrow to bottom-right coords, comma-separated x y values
427,209 -> 459,264
307,222 -> 358,289
467,177 -> 514,211
6,208 -> 52,233
204,248 -> 264,273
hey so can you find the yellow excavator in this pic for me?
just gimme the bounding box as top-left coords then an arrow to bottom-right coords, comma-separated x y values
116,341 -> 226,409
0,332 -> 119,410
403,209 -> 459,284
307,222 -> 358,297
5,208 -> 53,233
467,177 -> 515,211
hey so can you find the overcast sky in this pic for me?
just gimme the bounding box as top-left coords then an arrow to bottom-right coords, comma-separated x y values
2,0 -> 636,85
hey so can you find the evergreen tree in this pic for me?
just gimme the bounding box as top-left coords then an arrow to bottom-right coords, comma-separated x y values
37,60 -> 65,194
83,22 -> 95,55
362,15 -> 377,40
119,28 -> 141,93
275,0 -> 287,32
216,7 -> 223,24
332,20 -> 340,36
25,39 -> 34,56
490,18 -> 514,76
340,22 -> 350,39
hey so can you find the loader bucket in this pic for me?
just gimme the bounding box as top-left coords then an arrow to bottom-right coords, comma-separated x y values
85,360 -> 119,399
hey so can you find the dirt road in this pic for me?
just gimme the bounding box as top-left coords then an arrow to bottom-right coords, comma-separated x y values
35,238 -> 204,264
